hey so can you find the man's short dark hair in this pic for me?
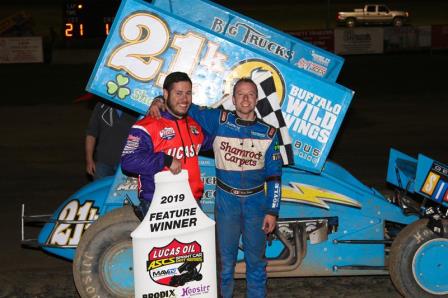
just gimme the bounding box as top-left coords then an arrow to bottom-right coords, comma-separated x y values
163,72 -> 192,91
232,77 -> 258,97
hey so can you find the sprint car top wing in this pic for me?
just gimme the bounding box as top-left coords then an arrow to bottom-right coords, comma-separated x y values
387,148 -> 448,207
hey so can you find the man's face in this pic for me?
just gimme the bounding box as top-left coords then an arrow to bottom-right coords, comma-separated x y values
232,81 -> 257,119
164,81 -> 192,117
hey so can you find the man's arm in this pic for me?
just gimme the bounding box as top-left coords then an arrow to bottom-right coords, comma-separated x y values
85,135 -> 96,176
200,129 -> 215,152
263,131 -> 283,233
187,103 -> 221,137
85,102 -> 102,176
121,126 -> 182,176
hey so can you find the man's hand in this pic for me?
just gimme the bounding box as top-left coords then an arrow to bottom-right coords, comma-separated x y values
86,159 -> 96,176
169,158 -> 182,175
262,214 -> 277,234
148,97 -> 166,119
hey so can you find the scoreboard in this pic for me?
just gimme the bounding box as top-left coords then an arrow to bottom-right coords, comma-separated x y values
63,0 -> 123,38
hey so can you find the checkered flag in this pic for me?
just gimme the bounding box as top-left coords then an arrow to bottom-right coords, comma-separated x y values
211,69 -> 294,165
252,68 -> 294,165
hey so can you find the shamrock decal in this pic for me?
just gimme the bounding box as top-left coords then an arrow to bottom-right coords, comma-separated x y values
107,74 -> 131,100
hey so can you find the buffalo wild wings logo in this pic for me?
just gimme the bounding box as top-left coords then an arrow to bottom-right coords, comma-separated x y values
160,127 -> 176,140
147,239 -> 204,287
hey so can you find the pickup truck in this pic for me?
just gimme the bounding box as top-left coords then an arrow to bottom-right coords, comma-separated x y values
337,4 -> 409,27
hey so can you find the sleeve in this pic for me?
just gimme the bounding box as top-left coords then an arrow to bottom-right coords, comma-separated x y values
200,129 -> 214,151
264,132 -> 283,216
86,102 -> 102,138
188,103 -> 221,137
120,126 -> 173,176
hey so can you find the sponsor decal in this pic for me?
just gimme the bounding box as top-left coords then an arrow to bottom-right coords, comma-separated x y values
421,172 -> 440,196
201,176 -> 216,185
214,137 -> 270,171
211,17 -> 294,60
267,127 -> 276,138
180,284 -> 211,297
220,141 -> 263,167
123,134 -> 141,154
190,126 -> 199,135
296,58 -> 327,77
272,182 -> 281,209
432,181 -> 448,202
274,141 -> 280,151
343,30 -> 372,42
166,144 -> 201,160
272,153 -> 281,161
421,162 -> 448,201
282,182 -> 361,209
147,239 -> 204,287
47,200 -> 99,247
116,177 -> 138,191
142,289 -> 175,298
160,127 -> 176,140
432,162 -> 448,177
131,88 -> 152,106
284,84 -> 341,148
293,140 -> 321,165
251,131 -> 266,138
224,122 -> 241,132
203,190 -> 216,199
311,50 -> 331,67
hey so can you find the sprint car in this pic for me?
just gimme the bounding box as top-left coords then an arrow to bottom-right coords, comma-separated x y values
21,0 -> 448,297
22,149 -> 448,297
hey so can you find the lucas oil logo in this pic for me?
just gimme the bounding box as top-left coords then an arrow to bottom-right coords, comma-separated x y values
147,239 -> 204,287
160,127 -> 176,140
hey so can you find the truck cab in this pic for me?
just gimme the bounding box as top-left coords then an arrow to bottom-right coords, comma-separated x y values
337,4 -> 409,27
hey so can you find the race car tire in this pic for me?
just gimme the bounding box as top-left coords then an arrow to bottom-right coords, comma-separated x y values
393,17 -> 404,27
346,18 -> 356,28
389,218 -> 448,297
73,206 -> 140,298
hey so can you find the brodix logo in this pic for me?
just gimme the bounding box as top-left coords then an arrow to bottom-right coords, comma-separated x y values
147,239 -> 204,287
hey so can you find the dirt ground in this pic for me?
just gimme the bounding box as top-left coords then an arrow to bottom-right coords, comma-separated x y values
1,51 -> 447,297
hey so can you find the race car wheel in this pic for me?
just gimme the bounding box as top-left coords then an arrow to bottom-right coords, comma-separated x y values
73,206 -> 139,297
393,17 -> 404,27
389,218 -> 448,297
346,18 -> 356,28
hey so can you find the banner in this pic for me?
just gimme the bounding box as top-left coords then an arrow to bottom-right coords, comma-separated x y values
132,171 -> 217,297
152,0 -> 343,81
287,29 -> 334,52
334,28 -> 384,55
432,25 -> 448,49
0,37 -> 43,63
384,26 -> 431,52
87,0 -> 353,173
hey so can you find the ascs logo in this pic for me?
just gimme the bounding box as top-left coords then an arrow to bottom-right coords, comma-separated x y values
147,239 -> 204,287
160,127 -> 176,140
